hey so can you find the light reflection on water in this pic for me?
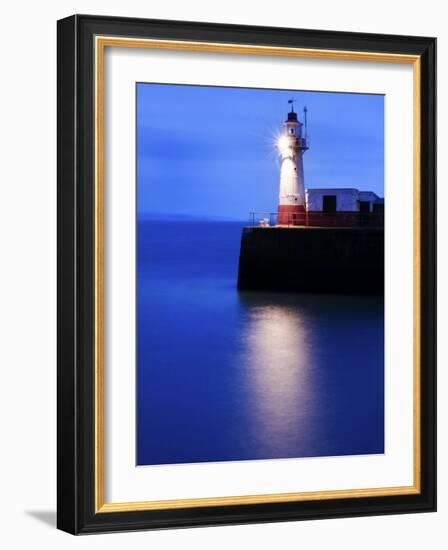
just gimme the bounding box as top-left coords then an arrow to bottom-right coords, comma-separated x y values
239,297 -> 314,457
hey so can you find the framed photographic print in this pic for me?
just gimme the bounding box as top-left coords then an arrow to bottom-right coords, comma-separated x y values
57,14 -> 436,534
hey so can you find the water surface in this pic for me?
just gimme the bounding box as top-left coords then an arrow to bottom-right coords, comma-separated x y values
137,220 -> 384,465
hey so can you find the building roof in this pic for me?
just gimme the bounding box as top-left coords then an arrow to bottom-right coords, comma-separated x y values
306,188 -> 383,200
307,187 -> 359,192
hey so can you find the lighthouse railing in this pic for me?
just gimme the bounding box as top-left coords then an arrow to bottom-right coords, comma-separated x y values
248,211 -> 384,228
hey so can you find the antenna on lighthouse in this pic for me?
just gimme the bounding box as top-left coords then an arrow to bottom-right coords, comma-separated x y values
303,106 -> 308,140
288,98 -> 296,113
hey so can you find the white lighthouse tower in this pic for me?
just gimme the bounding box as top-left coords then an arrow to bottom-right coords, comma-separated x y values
277,100 -> 308,225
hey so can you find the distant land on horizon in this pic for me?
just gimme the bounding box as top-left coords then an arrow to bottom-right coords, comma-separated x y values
138,212 -> 248,222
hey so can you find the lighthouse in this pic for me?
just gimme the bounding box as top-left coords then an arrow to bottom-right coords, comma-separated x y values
238,99 -> 385,293
277,100 -> 308,225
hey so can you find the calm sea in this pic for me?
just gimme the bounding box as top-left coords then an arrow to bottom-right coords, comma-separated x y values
137,220 -> 384,465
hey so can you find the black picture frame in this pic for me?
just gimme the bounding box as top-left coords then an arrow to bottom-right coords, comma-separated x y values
57,14 -> 436,535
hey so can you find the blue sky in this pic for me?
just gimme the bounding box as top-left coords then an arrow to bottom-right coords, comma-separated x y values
137,83 -> 384,221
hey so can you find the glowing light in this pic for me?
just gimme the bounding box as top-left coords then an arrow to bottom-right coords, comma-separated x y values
277,135 -> 290,153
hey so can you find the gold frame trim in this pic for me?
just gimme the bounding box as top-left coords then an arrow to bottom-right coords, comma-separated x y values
94,36 -> 422,513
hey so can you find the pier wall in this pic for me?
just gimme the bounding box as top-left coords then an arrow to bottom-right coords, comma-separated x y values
237,227 -> 384,295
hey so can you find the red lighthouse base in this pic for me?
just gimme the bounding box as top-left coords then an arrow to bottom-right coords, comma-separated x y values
277,204 -> 306,226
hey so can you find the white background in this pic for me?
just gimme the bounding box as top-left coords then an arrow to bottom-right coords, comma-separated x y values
0,1 -> 444,548
105,48 -> 414,503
